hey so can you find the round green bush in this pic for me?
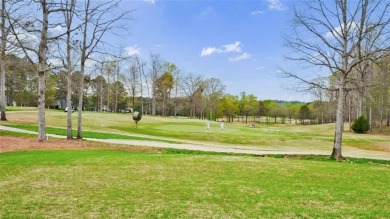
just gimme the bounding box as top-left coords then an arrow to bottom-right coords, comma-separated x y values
351,116 -> 369,133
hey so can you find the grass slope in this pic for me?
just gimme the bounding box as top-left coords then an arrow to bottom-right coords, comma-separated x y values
3,109 -> 390,153
0,150 -> 388,218
3,124 -> 179,144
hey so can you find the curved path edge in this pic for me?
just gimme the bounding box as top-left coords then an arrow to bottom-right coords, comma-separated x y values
1,125 -> 389,160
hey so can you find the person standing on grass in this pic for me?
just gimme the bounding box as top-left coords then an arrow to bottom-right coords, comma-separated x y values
206,119 -> 211,132
220,120 -> 224,132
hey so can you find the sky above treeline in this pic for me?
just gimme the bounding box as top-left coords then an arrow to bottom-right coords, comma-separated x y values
117,0 -> 309,102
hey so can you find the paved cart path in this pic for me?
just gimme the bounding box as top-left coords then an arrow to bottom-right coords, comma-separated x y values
1,125 -> 389,160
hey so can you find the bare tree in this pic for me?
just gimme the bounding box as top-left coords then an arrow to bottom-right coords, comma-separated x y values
204,77 -> 225,120
123,55 -> 146,113
172,66 -> 181,117
62,0 -> 76,140
284,0 -> 390,160
135,56 -> 146,114
150,53 -> 163,116
182,73 -> 204,118
10,0 -> 71,141
76,0 -> 131,139
139,57 -> 151,114
310,79 -> 327,124
114,60 -> 120,113
123,62 -> 138,109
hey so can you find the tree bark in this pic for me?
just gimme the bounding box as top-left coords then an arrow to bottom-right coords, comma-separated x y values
37,0 -> 48,142
0,0 -> 6,121
348,95 -> 351,132
332,86 -> 345,161
65,0 -> 76,140
369,106 -> 372,132
77,63 -> 84,139
77,0 -> 89,140
99,62 -> 104,111
66,25 -> 72,140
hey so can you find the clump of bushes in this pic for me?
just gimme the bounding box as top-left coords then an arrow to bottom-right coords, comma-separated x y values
351,116 -> 369,133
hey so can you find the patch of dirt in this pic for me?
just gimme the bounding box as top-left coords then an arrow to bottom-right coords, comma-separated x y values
0,136 -> 161,153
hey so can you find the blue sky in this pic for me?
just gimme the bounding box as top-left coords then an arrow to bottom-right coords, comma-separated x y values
117,0 -> 310,101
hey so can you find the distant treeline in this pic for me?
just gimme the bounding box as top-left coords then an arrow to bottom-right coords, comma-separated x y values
5,53 -> 390,130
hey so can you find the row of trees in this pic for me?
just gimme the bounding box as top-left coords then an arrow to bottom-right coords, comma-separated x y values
7,50 -> 388,130
0,0 -> 130,141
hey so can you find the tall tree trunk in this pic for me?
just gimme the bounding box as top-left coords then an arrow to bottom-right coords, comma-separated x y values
37,0 -> 48,142
140,65 -> 143,114
107,69 -> 110,112
65,0 -> 75,140
332,86 -> 345,161
369,106 -> 372,132
174,86 -> 177,117
77,63 -> 85,139
77,0 -> 89,140
66,25 -> 72,140
99,62 -> 103,111
152,92 -> 156,116
115,63 -> 119,113
0,0 -> 6,121
379,91 -> 384,132
66,70 -> 72,139
348,95 -> 351,132
142,71 -> 150,114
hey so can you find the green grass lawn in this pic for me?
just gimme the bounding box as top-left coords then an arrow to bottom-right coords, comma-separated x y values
0,149 -> 388,218
2,123 -> 180,144
2,109 -> 390,153
0,130 -> 37,138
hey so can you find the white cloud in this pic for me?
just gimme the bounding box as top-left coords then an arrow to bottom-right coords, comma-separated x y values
124,45 -> 141,57
229,52 -> 251,62
200,41 -> 242,57
251,10 -> 264,15
8,29 -> 39,45
201,47 -> 218,56
325,26 -> 342,39
49,25 -> 63,33
255,66 -> 265,70
325,22 -> 357,39
143,0 -> 155,4
222,41 -> 242,53
267,0 -> 285,11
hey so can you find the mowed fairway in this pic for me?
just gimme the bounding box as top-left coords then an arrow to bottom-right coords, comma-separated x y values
0,149 -> 389,218
3,108 -> 390,159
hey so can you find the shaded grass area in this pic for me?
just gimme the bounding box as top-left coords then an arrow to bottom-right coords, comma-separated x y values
0,149 -> 388,218
3,124 -> 179,144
